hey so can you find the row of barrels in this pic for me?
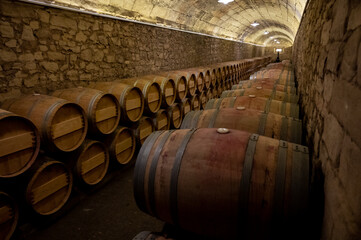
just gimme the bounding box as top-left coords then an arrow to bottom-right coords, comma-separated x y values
0,56 -> 270,240
133,60 -> 310,239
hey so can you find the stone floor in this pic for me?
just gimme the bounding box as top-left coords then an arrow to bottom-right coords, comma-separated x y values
20,166 -> 164,240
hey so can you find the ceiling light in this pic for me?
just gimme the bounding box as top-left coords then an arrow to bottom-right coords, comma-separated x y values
218,0 -> 234,4
264,31 -> 269,35
251,22 -> 259,27
276,49 -> 283,52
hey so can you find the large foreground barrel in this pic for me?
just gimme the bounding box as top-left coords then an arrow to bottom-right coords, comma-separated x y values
52,88 -> 120,136
0,192 -> 18,240
134,128 -> 309,239
181,109 -> 302,144
1,95 -> 88,153
221,89 -> 298,104
205,96 -> 299,119
0,109 -> 40,178
232,81 -> 297,94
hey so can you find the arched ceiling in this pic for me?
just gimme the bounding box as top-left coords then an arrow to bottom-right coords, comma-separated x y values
35,0 -> 307,47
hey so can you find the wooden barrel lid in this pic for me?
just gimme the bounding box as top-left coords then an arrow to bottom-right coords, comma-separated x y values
26,160 -> 72,215
124,87 -> 144,122
108,127 -> 136,165
176,76 -> 187,101
93,93 -> 120,135
199,92 -> 207,110
196,72 -> 204,93
153,110 -> 170,131
137,117 -> 155,146
187,74 -> 196,97
75,140 -> 109,186
191,95 -> 200,111
168,104 -> 183,129
0,192 -> 18,240
181,98 -> 191,116
0,110 -> 40,178
50,102 -> 87,152
146,82 -> 162,114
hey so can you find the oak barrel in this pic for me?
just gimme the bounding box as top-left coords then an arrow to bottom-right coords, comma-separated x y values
232,81 -> 297,94
139,76 -> 176,108
105,126 -> 136,165
169,71 -> 196,97
221,89 -> 299,104
205,96 -> 299,119
26,159 -> 72,215
190,95 -> 200,111
52,88 -> 120,136
73,140 -> 109,186
157,73 -> 187,102
167,103 -> 183,129
133,117 -> 156,146
1,94 -> 87,153
198,91 -> 207,110
89,82 -> 144,123
0,192 -> 18,240
180,98 -> 191,117
0,109 -> 40,178
117,79 -> 162,114
134,128 -> 309,239
181,108 -> 302,144
152,110 -> 170,131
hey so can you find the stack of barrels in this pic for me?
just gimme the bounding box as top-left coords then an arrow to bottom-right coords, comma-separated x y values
0,56 -> 270,239
133,60 -> 310,239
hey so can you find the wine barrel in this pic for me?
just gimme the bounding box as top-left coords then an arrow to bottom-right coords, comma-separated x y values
167,103 -> 183,129
26,159 -> 72,215
89,82 -> 144,123
157,73 -> 187,102
206,88 -> 213,101
190,95 -> 200,111
139,76 -> 176,108
181,108 -> 302,144
134,128 -> 309,239
209,68 -> 217,87
221,89 -> 299,104
105,126 -> 136,165
167,71 -> 196,97
133,117 -> 156,146
152,110 -> 170,131
0,192 -> 18,240
201,69 -> 211,90
133,231 -> 174,240
180,98 -> 191,117
73,140 -> 109,186
1,94 -> 87,153
0,109 -> 40,178
52,88 -> 120,136
116,79 -> 162,114
232,81 -> 297,94
198,91 -> 207,110
205,96 -> 299,118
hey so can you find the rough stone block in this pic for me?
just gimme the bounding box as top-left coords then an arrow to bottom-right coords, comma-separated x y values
5,39 -> 17,48
50,15 -> 77,30
19,53 -> 35,62
37,9 -> 50,23
322,113 -> 344,168
40,62 -> 59,72
48,52 -> 66,61
0,22 -> 14,38
329,0 -> 348,41
30,21 -> 40,30
21,25 -> 35,41
24,74 -> 39,87
339,134 -> 361,222
81,49 -> 93,61
323,73 -> 334,104
340,28 -> 361,82
326,42 -> 342,73
330,80 -> 361,147
347,3 -> 361,31
76,32 -> 87,42
0,49 -> 17,61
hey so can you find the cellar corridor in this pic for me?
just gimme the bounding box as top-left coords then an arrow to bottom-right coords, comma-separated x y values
0,0 -> 360,240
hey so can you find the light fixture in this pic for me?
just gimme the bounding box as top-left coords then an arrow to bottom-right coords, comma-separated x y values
264,31 -> 269,35
218,0 -> 234,4
251,22 -> 259,27
276,49 -> 283,52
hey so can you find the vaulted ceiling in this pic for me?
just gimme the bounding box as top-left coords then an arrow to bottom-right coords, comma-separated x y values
36,0 -> 307,47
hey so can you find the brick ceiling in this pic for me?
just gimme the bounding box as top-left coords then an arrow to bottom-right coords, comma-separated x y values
37,0 -> 307,47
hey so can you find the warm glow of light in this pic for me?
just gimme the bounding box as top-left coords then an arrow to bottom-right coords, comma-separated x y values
251,22 -> 260,27
218,0 -> 234,4
264,31 -> 269,35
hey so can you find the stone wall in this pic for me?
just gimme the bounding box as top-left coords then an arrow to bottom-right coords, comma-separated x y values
0,0 -> 265,103
293,0 -> 361,239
